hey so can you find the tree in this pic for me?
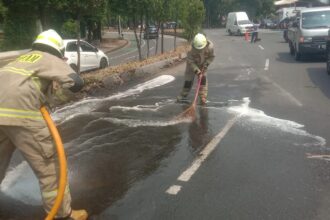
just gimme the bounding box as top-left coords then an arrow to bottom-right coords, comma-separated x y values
2,0 -> 38,50
53,0 -> 107,73
182,0 -> 205,41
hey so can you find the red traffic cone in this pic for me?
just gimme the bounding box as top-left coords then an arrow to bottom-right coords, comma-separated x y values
245,32 -> 249,41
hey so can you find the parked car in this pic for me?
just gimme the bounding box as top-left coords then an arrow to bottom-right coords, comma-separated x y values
63,39 -> 109,73
144,25 -> 159,39
261,19 -> 277,29
287,7 -> 330,61
165,22 -> 177,29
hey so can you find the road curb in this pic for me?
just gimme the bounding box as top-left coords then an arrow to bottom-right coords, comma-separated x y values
103,39 -> 130,54
100,53 -> 187,92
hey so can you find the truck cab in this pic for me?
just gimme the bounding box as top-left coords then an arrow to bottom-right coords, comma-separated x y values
288,7 -> 330,61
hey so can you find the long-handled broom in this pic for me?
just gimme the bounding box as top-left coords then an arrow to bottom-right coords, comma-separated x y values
176,72 -> 203,120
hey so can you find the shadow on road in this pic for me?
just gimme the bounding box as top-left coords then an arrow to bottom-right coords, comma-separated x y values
307,67 -> 330,99
277,52 -> 326,64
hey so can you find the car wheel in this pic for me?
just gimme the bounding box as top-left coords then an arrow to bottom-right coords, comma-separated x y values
327,50 -> 330,75
100,58 -> 108,69
228,29 -> 232,36
70,64 -> 78,73
237,30 -> 241,36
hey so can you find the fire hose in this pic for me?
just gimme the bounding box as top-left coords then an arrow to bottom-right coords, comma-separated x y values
40,106 -> 67,220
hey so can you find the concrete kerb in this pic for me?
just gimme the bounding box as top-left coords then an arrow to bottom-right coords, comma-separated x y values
101,38 -> 130,54
102,52 -> 187,90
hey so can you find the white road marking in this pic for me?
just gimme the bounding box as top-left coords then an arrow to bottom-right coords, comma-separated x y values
264,59 -> 270,71
166,185 -> 182,195
259,45 -> 265,50
166,115 -> 240,195
263,76 -> 303,107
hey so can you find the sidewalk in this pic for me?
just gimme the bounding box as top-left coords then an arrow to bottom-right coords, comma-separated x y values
0,35 -> 128,60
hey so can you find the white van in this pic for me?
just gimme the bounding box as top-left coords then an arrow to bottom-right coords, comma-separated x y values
226,12 -> 254,35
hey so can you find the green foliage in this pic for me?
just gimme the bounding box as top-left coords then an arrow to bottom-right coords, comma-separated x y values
0,1 -> 6,22
2,2 -> 37,50
61,19 -> 78,38
182,0 -> 205,41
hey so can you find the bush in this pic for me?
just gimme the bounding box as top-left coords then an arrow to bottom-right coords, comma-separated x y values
182,0 -> 205,41
61,19 -> 78,39
2,9 -> 36,50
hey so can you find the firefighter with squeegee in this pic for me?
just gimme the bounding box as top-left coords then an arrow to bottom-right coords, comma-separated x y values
0,29 -> 88,220
177,33 -> 215,105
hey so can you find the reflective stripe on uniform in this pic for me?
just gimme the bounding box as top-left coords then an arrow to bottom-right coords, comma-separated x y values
0,107 -> 43,120
42,185 -> 70,199
2,67 -> 41,91
2,67 -> 33,76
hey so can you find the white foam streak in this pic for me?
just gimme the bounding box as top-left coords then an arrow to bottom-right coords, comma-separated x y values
110,105 -> 161,112
103,117 -> 191,127
52,75 -> 175,122
229,97 -> 326,147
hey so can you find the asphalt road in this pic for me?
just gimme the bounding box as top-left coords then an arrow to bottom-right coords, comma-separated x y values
106,31 -> 186,65
1,29 -> 330,220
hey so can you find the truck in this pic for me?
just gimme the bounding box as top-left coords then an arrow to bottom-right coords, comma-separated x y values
276,7 -> 306,25
287,7 -> 330,61
226,12 -> 254,36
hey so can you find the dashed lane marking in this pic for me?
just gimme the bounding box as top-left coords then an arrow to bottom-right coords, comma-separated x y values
264,59 -> 270,71
166,185 -> 182,195
166,115 -> 240,195
259,45 -> 265,50
263,76 -> 303,107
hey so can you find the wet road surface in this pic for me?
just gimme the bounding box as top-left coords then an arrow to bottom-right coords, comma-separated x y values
1,29 -> 330,220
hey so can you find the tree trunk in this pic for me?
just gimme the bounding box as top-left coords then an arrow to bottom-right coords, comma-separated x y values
174,15 -> 178,51
155,21 -> 161,55
161,22 -> 164,54
97,20 -> 102,42
133,17 -> 142,61
77,12 -> 81,75
146,10 -> 150,58
38,3 -> 49,30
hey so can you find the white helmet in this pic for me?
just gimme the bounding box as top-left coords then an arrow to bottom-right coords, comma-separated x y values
193,33 -> 207,50
33,29 -> 64,56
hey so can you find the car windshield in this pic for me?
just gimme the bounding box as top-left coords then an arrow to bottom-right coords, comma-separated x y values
302,10 -> 330,29
238,20 -> 252,25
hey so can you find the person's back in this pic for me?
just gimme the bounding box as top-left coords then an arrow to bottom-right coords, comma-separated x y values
0,50 -> 77,126
0,29 -> 88,220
